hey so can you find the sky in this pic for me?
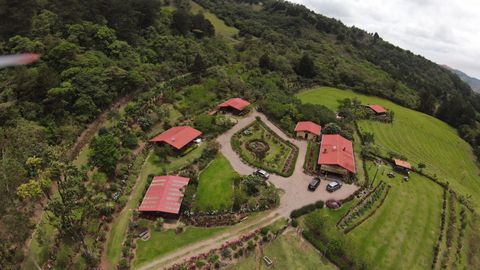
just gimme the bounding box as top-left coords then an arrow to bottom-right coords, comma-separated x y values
289,0 -> 480,78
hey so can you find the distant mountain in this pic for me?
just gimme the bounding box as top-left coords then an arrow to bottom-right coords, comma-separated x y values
444,65 -> 480,92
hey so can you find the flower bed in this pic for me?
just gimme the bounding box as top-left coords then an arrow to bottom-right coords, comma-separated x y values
231,119 -> 298,177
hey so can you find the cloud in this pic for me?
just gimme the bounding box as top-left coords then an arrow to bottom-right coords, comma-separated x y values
290,0 -> 480,78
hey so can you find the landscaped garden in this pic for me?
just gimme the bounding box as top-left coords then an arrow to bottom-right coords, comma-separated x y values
195,154 -> 239,211
230,230 -> 337,270
231,119 -> 298,176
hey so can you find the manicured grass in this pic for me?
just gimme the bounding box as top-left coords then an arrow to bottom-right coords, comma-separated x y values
105,146 -> 205,269
297,86 -> 480,212
133,226 -> 227,268
230,231 -> 337,270
196,154 -> 238,211
303,163 -> 444,270
191,2 -> 239,39
232,120 -> 297,176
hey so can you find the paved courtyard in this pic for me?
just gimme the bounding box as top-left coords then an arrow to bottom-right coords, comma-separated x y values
217,110 -> 359,217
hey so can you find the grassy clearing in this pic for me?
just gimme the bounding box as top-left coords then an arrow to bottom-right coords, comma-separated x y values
303,160 -> 444,270
133,226 -> 227,268
105,146 -> 205,269
191,1 -> 239,39
230,231 -> 337,270
297,86 -> 480,212
196,154 -> 238,211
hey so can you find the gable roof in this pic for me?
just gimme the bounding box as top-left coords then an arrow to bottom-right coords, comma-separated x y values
394,159 -> 412,170
318,134 -> 355,173
294,121 -> 322,136
218,98 -> 250,111
367,104 -> 387,114
138,175 -> 190,214
149,126 -> 202,150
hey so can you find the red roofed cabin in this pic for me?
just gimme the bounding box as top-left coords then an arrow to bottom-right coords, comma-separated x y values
318,134 -> 355,178
150,126 -> 202,153
295,121 -> 321,141
138,175 -> 190,218
217,98 -> 251,115
366,104 -> 387,115
393,159 -> 412,174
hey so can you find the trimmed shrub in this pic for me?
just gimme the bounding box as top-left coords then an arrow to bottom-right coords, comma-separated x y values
290,200 -> 324,218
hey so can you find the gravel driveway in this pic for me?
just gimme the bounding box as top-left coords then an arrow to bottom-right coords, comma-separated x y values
217,110 -> 359,217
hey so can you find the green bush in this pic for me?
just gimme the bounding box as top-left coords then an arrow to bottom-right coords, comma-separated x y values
291,219 -> 299,227
290,200 -> 324,218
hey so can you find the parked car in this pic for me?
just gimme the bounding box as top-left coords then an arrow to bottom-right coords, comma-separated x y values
308,178 -> 321,191
326,181 -> 342,192
193,138 -> 202,144
387,172 -> 395,178
255,169 -> 270,179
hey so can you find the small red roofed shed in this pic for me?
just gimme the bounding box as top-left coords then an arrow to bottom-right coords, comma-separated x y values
394,159 -> 412,170
150,126 -> 201,150
318,134 -> 355,177
366,104 -> 387,114
295,121 -> 321,140
217,98 -> 250,113
138,175 -> 190,216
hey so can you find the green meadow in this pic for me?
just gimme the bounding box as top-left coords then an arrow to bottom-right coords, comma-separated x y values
297,87 -> 480,212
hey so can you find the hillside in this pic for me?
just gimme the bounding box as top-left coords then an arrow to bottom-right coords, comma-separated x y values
444,65 -> 480,92
1,0 -> 480,269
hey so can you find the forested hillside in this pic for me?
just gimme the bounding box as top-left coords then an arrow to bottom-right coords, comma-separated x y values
1,0 -> 480,269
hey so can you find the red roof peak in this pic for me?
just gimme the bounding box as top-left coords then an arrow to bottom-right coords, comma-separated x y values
294,121 -> 322,136
318,134 -> 355,173
138,175 -> 190,214
218,98 -> 250,111
367,104 -> 387,114
150,126 -> 201,150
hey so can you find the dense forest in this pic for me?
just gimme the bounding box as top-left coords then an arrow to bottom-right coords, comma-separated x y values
1,0 -> 480,268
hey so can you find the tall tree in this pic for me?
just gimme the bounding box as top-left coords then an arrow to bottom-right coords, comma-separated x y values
295,54 -> 316,78
88,133 -> 121,175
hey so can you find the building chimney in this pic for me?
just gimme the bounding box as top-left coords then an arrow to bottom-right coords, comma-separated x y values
171,137 -> 176,142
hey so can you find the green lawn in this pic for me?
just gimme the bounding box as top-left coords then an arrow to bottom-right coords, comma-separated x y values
196,154 -> 238,211
304,168 -> 444,270
232,120 -> 297,176
297,86 -> 480,212
105,145 -> 205,269
191,1 -> 239,39
230,231 -> 337,270
133,226 -> 227,269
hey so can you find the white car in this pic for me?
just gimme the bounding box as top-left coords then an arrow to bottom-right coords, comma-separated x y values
326,181 -> 342,192
255,169 -> 270,179
193,138 -> 202,144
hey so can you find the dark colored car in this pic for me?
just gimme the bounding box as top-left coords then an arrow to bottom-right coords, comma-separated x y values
326,181 -> 342,192
308,178 -> 321,191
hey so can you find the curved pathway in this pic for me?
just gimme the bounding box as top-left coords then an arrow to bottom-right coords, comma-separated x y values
217,111 -> 359,217
137,110 -> 359,270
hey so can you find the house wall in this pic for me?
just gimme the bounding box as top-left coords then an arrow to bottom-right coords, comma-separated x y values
320,164 -> 349,176
296,131 -> 318,141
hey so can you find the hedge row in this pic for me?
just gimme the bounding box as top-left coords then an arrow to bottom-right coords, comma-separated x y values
290,200 -> 324,219
432,189 -> 448,269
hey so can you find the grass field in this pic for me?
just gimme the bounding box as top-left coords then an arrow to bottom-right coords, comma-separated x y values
191,1 -> 239,40
304,164 -> 444,270
230,231 -> 337,270
133,226 -> 227,268
297,87 -> 480,212
105,146 -> 205,269
196,154 -> 238,211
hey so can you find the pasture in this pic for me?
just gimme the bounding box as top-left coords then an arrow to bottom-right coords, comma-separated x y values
191,2 -> 239,40
297,87 -> 480,212
196,154 -> 238,211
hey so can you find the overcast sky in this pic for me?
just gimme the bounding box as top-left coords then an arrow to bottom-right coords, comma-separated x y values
289,0 -> 480,78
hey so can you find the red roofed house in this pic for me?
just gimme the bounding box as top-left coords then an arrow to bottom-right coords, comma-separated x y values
138,175 -> 190,218
366,104 -> 387,115
393,159 -> 412,174
217,98 -> 251,114
150,126 -> 202,152
294,121 -> 321,141
318,134 -> 355,178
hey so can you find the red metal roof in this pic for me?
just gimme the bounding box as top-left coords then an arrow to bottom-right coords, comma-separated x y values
367,104 -> 387,114
138,175 -> 190,214
394,159 -> 412,170
218,98 -> 250,111
294,121 -> 322,136
149,126 -> 201,150
318,134 -> 355,173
